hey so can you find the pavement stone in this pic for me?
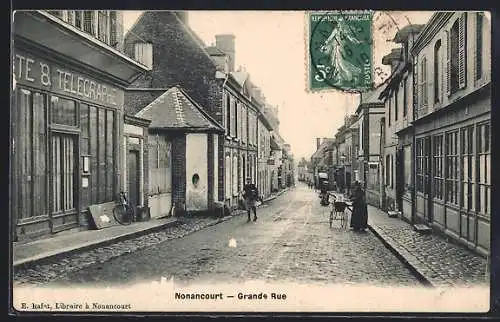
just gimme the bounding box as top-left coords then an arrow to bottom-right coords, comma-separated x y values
366,204 -> 489,288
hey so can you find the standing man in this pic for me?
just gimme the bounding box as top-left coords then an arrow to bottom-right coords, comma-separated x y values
242,177 -> 261,222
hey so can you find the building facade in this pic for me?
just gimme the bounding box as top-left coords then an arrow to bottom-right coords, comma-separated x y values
355,86 -> 385,207
11,10 -> 150,240
410,11 -> 491,256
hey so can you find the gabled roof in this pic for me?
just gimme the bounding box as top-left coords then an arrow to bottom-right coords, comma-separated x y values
135,86 -> 224,132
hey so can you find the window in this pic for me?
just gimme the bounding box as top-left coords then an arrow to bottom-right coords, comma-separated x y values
109,11 -> 118,47
225,94 -> 231,134
234,101 -> 239,138
148,135 -> 172,194
232,156 -> 238,194
476,12 -> 484,80
434,40 -> 442,103
385,154 -> 390,186
388,95 -> 391,126
75,11 -> 83,29
445,131 -> 459,205
66,10 -> 75,24
420,57 -> 428,107
403,78 -> 407,117
394,88 -> 399,121
416,137 -> 430,194
477,122 -> 490,216
97,11 -> 109,43
391,154 -> 394,188
51,96 -> 77,127
16,89 -> 48,219
225,156 -> 231,198
433,135 -> 444,200
403,145 -> 412,191
83,11 -> 95,36
134,43 -> 153,69
461,126 -> 474,211
449,13 -> 467,94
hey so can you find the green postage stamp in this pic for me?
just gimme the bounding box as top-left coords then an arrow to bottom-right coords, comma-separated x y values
308,11 -> 374,92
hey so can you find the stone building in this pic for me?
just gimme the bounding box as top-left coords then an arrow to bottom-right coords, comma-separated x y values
409,12 -> 491,256
355,85 -> 385,207
11,10 -> 150,241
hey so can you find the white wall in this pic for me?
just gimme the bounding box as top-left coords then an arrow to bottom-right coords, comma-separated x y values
186,133 -> 208,211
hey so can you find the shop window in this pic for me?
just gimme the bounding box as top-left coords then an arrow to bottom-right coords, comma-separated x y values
461,126 -> 475,211
16,89 -> 48,220
50,95 -> 77,127
445,131 -> 459,205
134,42 -> 153,69
432,135 -> 444,200
416,138 -> 424,193
476,122 -> 490,216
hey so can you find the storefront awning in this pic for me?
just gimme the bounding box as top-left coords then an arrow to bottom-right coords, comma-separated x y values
14,11 -> 150,86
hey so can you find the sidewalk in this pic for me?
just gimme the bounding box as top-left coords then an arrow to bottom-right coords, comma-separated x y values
13,188 -> 290,270
366,204 -> 489,288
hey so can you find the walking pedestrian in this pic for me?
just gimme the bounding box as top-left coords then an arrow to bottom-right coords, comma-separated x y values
349,181 -> 368,231
242,177 -> 261,222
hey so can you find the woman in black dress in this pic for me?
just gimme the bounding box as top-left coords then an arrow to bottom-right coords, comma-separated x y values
349,182 -> 368,231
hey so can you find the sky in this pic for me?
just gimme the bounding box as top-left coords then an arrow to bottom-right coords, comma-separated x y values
122,11 -> 434,160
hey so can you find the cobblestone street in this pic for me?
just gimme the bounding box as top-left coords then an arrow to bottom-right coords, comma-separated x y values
14,186 -> 421,288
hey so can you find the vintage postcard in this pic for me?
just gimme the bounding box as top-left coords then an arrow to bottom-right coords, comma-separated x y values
10,9 -> 491,314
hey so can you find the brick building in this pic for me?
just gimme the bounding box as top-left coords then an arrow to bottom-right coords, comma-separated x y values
135,87 -> 224,216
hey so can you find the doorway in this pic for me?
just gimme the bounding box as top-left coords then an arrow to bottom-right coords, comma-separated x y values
127,149 -> 140,215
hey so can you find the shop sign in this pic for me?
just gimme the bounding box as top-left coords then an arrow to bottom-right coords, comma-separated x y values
13,50 -> 124,108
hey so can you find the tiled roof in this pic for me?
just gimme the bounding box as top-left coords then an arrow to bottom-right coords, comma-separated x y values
360,85 -> 385,105
206,46 -> 227,56
135,87 -> 224,131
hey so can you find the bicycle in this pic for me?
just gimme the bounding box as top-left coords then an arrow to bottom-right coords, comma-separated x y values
113,191 -> 135,225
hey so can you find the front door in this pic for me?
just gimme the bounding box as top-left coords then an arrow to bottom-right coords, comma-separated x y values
127,149 -> 140,215
50,133 -> 79,233
395,147 -> 405,212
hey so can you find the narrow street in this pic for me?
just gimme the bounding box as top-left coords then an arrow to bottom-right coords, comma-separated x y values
44,184 -> 420,288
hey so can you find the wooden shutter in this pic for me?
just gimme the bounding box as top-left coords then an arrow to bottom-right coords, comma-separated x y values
445,30 -> 451,96
458,12 -> 467,89
110,11 -> 117,47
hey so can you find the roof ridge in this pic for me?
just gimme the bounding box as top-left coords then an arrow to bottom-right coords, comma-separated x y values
173,88 -> 186,126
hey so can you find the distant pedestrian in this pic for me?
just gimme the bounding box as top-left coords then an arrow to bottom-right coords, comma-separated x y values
349,182 -> 368,231
242,177 -> 261,222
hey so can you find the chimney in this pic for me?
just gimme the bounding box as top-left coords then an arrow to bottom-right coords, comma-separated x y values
316,138 -> 321,150
215,34 -> 235,72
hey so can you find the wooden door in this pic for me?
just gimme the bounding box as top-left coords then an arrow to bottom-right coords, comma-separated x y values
50,133 -> 79,233
127,149 -> 140,214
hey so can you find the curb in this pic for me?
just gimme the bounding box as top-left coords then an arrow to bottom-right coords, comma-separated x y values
367,223 -> 436,288
13,219 -> 181,270
14,189 -> 288,271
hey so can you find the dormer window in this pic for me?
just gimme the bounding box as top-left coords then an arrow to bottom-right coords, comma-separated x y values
134,42 -> 153,68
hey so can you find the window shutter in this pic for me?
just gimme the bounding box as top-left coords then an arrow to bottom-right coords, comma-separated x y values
445,30 -> 451,96
109,11 -> 117,47
458,12 -> 467,89
413,59 -> 419,116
